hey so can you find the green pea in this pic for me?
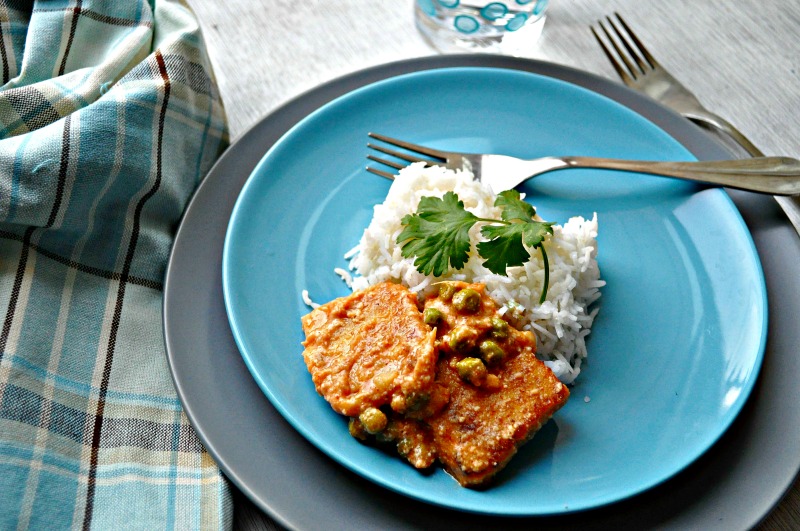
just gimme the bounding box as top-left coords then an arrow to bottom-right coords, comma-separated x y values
348,417 -> 367,440
479,339 -> 506,365
448,326 -> 473,352
405,391 -> 430,412
490,317 -> 509,339
423,307 -> 443,326
358,407 -> 388,434
438,283 -> 457,301
455,357 -> 487,386
452,288 -> 481,313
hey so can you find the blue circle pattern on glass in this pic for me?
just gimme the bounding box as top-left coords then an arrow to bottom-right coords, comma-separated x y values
418,0 -> 436,16
439,0 -> 546,34
480,2 -> 508,21
454,14 -> 480,34
506,13 -> 528,31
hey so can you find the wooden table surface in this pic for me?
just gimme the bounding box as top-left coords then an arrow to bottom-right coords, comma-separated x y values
184,1 -> 800,529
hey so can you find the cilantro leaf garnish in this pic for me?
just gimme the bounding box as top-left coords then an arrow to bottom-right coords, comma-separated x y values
495,189 -> 536,222
477,223 -> 532,273
397,192 -> 479,276
397,189 -> 555,303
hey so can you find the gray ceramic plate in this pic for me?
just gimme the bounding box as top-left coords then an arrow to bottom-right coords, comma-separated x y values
163,56 -> 800,531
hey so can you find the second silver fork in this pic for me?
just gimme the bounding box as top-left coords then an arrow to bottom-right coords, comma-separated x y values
591,12 -> 800,232
591,13 -> 761,157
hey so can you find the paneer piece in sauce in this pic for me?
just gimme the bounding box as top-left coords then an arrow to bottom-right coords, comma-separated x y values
352,382 -> 451,470
301,282 -> 438,417
428,347 -> 568,486
373,416 -> 438,470
301,280 -> 569,488
422,281 -> 569,487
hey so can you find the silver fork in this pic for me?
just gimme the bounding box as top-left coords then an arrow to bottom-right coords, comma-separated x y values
591,13 -> 760,156
366,132 -> 800,196
591,12 -> 800,231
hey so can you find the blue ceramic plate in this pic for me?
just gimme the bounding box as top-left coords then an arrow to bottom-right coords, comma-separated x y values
221,68 -> 767,516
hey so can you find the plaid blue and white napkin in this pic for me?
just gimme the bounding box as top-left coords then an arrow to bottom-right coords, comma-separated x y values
0,1 -> 231,528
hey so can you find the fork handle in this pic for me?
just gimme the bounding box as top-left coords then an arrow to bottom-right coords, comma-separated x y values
565,156 -> 800,196
685,111 -> 764,158
686,112 -> 800,232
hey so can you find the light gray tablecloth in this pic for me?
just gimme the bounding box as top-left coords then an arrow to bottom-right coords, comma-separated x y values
185,1 -> 800,529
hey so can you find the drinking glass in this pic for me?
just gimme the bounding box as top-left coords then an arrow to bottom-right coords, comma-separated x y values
415,0 -> 549,55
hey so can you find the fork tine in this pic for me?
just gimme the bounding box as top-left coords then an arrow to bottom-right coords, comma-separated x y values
365,151 -> 403,179
590,25 -> 634,85
605,15 -> 649,74
367,154 -> 405,170
365,166 -> 396,180
366,133 -> 444,179
365,150 -> 437,179
614,13 -> 660,69
367,142 -> 439,165
368,132 -> 447,160
598,18 -> 640,80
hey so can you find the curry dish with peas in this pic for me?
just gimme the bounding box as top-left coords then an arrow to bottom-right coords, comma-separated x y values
301,280 -> 569,488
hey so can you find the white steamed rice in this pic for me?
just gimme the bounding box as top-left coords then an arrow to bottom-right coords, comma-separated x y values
340,163 -> 604,384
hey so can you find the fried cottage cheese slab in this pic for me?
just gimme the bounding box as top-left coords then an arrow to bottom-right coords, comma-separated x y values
302,281 -> 569,488
301,282 -> 437,417
420,281 -> 569,486
429,346 -> 568,486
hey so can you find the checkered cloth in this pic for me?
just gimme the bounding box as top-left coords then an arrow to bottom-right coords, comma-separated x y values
0,1 -> 231,528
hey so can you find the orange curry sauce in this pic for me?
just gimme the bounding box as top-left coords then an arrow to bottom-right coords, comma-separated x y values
301,281 -> 569,487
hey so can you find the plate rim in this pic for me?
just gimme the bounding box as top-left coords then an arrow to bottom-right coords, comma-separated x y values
164,56 -> 796,524
220,65 -> 768,515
